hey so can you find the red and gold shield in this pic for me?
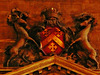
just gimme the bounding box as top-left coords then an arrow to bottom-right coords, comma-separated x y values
40,26 -> 65,55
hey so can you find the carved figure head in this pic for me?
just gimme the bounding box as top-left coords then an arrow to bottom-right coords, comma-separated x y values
74,13 -> 97,27
11,8 -> 21,17
73,13 -> 97,31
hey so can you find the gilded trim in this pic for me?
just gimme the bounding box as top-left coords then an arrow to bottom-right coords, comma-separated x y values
41,34 -> 64,48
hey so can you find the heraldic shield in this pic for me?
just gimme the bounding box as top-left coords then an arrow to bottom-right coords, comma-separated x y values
40,26 -> 65,55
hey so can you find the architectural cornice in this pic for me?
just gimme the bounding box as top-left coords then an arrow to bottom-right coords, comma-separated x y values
4,55 -> 98,75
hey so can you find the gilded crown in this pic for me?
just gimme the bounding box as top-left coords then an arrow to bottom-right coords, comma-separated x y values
41,8 -> 62,19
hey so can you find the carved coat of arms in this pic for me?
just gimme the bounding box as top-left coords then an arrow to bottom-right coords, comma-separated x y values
4,7 -> 99,70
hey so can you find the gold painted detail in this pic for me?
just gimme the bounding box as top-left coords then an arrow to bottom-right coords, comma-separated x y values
48,42 -> 57,52
41,34 -> 64,48
42,28 -> 51,37
53,35 -> 64,48
55,28 -> 63,37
